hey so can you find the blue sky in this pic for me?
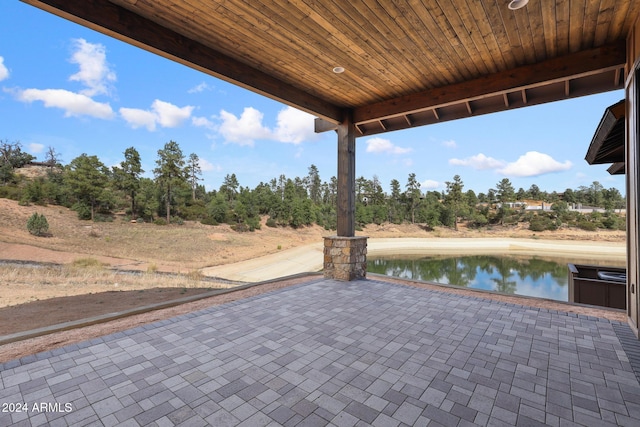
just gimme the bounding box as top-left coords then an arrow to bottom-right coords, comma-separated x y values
0,2 -> 626,196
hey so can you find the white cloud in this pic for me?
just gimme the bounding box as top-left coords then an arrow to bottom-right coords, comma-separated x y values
273,107 -> 317,144
365,137 -> 412,154
0,56 -> 9,81
218,107 -> 272,146
12,39 -> 118,121
188,82 -> 212,93
449,153 -> 504,170
28,143 -> 45,154
68,39 -> 116,97
203,106 -> 317,145
120,99 -> 194,131
119,107 -> 157,130
442,139 -> 457,148
199,158 -> 220,172
421,179 -> 441,189
192,115 -> 215,129
18,88 -> 115,119
498,151 -> 572,177
152,99 -> 194,127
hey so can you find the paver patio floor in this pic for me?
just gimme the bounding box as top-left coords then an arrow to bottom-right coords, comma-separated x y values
1,278 -> 640,426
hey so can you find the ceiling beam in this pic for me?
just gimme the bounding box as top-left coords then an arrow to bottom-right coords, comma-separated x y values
21,0 -> 344,123
354,43 -> 626,125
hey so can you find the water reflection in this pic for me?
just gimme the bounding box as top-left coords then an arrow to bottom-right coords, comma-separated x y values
369,255 -> 595,301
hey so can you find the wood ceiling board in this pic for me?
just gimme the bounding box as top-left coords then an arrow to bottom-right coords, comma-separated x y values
354,43 -> 626,123
21,0 -> 638,133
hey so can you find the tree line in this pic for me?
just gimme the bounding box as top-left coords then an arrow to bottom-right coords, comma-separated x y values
0,139 -> 626,232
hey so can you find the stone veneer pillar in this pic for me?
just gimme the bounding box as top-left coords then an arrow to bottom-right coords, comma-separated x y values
323,236 -> 368,281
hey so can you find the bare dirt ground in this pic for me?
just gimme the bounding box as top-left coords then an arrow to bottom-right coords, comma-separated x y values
0,198 -> 627,362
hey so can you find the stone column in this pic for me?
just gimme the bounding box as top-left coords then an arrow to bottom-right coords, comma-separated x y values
323,236 -> 368,281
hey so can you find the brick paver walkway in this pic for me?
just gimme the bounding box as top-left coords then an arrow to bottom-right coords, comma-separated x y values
1,279 -> 640,426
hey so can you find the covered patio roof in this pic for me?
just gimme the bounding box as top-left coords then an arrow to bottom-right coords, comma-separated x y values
23,0 -> 638,136
586,99 -> 626,175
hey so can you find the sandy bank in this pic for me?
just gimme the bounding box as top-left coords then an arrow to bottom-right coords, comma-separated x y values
201,237 -> 626,282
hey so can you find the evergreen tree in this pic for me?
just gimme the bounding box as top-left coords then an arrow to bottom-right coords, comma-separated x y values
527,184 -> 541,200
495,178 -> 515,203
65,153 -> 110,220
370,175 -> 385,205
113,147 -> 143,217
495,178 -> 515,225
445,175 -> 465,230
388,178 -> 403,223
26,212 -> 49,236
136,178 -> 160,221
405,173 -> 421,224
220,173 -> 240,201
187,153 -> 202,201
154,140 -> 187,223
306,164 -> 322,204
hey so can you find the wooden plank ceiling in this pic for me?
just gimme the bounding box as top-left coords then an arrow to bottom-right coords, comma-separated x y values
23,0 -> 640,137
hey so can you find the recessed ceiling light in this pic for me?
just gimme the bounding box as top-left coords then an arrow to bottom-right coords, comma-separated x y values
508,0 -> 529,10
333,66 -> 345,74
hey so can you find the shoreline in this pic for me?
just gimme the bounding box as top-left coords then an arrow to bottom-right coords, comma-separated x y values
201,237 -> 626,282
367,237 -> 626,258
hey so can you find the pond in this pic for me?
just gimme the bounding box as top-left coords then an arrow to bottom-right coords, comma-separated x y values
368,255 -> 626,302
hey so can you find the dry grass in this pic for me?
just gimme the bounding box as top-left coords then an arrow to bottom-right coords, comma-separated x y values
0,198 -> 326,270
0,262 -> 234,308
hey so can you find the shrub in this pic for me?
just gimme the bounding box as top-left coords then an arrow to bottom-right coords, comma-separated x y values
265,218 -> 277,228
93,213 -> 113,222
200,216 -> 218,226
528,215 -> 557,232
0,185 -> 22,200
577,220 -> 597,231
246,216 -> 261,231
180,200 -> 207,220
154,218 -> 167,226
467,212 -> 488,228
26,212 -> 49,236
72,203 -> 92,220
231,223 -> 250,232
602,215 -> 618,230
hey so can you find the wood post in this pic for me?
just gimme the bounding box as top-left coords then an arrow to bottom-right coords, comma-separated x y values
336,110 -> 356,237
322,110 -> 368,281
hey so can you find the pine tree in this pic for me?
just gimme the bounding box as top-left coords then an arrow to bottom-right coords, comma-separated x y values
65,154 -> 109,220
113,147 -> 143,217
187,153 -> 202,201
445,175 -> 465,231
154,141 -> 186,223
26,212 -> 49,236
